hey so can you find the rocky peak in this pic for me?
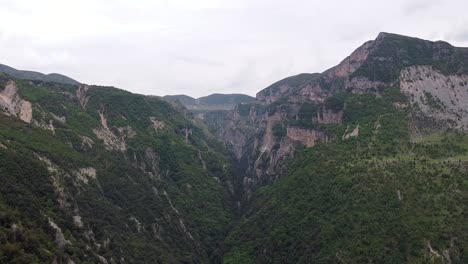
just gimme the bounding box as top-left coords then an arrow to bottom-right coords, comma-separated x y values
209,32 -> 468,207
256,32 -> 468,105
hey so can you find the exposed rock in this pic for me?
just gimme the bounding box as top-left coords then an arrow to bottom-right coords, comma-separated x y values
150,117 -> 166,131
117,126 -> 137,139
76,84 -> 89,109
98,106 -> 108,129
48,218 -> 71,249
317,107 -> 343,124
400,65 -> 468,131
51,112 -> 66,123
93,107 -> 135,151
393,102 -> 408,109
342,125 -> 360,139
287,126 -> 326,147
427,241 -> 443,260
93,127 -> 128,151
37,156 -> 70,209
34,119 -> 55,134
129,216 -> 143,233
73,215 -> 84,229
74,167 -> 97,184
198,150 -> 207,170
325,39 -> 374,78
0,80 -> 32,123
345,76 -> 387,93
80,135 -> 94,149
97,255 -> 109,264
162,190 -> 194,240
223,125 -> 248,160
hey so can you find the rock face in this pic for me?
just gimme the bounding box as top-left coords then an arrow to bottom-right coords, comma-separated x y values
0,80 -> 32,123
287,126 -> 327,147
208,32 -> 468,205
76,84 -> 89,109
0,74 -> 234,263
213,103 -> 335,202
400,65 -> 468,132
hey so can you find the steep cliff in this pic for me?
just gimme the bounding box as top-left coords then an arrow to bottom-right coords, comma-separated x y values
217,33 -> 468,263
206,32 -> 468,206
0,76 -> 235,263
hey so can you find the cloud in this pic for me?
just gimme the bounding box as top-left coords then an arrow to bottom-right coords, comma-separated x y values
0,0 -> 466,98
402,0 -> 441,15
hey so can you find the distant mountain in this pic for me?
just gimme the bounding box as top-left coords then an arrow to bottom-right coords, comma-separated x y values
164,93 -> 255,112
0,63 -> 80,85
164,94 -> 197,105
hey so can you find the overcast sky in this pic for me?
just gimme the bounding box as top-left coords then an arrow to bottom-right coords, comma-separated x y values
1,0 -> 467,97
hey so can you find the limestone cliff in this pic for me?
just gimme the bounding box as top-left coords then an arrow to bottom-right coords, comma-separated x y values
207,32 -> 468,205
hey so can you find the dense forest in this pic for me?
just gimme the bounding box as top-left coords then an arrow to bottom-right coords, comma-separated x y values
0,32 -> 467,263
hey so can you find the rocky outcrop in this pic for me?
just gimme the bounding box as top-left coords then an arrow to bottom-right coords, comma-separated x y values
150,117 -> 166,131
400,65 -> 468,132
76,84 -> 89,109
0,80 -> 32,123
208,32 -> 468,207
34,119 -> 56,134
93,107 -> 136,151
317,107 -> 343,124
80,135 -> 94,149
93,127 -> 129,151
74,167 -> 97,184
324,39 -> 374,79
343,125 -> 360,139
48,218 -> 71,249
287,126 -> 327,147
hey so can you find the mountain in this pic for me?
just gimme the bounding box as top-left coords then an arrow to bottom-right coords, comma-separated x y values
0,77 -> 235,263
206,32 -> 468,263
164,94 -> 197,106
0,64 -> 80,85
207,32 -> 468,200
164,93 -> 255,113
1,32 -> 468,264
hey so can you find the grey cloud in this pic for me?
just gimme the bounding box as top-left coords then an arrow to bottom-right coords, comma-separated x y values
0,0 -> 466,98
402,0 -> 441,15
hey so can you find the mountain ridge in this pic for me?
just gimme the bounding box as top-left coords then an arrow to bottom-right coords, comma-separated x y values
0,63 -> 80,85
164,93 -> 255,112
0,32 -> 467,263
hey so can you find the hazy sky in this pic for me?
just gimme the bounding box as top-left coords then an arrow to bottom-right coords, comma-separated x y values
1,0 -> 468,97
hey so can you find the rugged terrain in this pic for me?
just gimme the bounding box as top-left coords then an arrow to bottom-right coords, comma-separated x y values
0,77 -> 235,263
0,32 -> 467,263
205,32 -> 468,204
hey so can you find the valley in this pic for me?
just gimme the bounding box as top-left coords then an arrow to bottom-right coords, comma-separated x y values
0,32 -> 467,263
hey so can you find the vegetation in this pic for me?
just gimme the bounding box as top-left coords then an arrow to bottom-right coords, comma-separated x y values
223,89 -> 468,263
352,33 -> 468,82
0,76 -> 235,263
2,33 -> 468,263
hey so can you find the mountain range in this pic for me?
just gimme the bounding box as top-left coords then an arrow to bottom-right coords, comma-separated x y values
164,94 -> 255,112
0,32 -> 467,264
0,64 -> 80,85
